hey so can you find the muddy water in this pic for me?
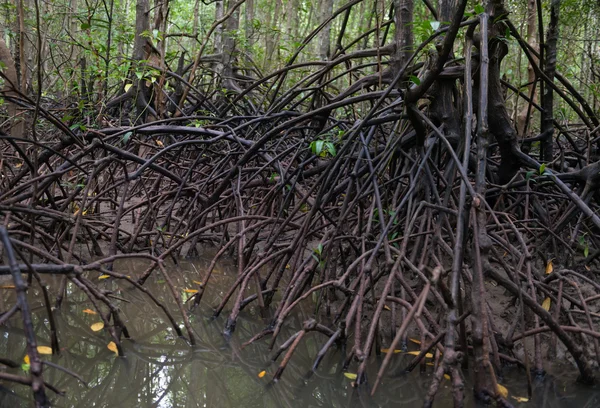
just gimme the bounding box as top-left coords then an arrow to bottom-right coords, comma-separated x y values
0,254 -> 597,407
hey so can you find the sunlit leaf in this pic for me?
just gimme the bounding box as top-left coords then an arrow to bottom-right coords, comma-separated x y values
546,260 -> 553,274
183,289 -> 198,294
37,346 -> 52,355
407,351 -> 434,358
511,396 -> 529,402
107,341 -> 118,355
258,370 -> 266,378
497,383 -> 509,398
542,297 -> 551,311
98,274 -> 110,280
82,308 -> 97,315
91,322 -> 104,332
24,355 -> 30,364
344,372 -> 357,380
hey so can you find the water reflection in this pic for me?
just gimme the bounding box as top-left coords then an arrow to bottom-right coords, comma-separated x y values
0,254 -> 597,407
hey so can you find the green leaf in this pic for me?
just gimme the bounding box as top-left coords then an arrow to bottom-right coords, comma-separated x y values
525,170 -> 535,181
409,75 -> 421,86
539,163 -> 547,175
122,131 -> 132,144
21,363 -> 30,373
584,245 -> 589,258
80,22 -> 91,30
325,142 -> 336,157
474,4 -> 485,14
430,21 -> 440,31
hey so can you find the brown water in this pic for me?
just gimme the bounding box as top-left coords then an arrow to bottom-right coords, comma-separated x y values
0,255 -> 598,407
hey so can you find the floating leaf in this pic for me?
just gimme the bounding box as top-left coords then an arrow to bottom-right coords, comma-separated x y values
24,355 -> 30,364
183,288 -> 198,294
91,322 -> 105,332
546,260 -> 553,274
542,297 -> 551,311
444,373 -> 451,380
98,275 -> 110,280
37,346 -> 52,355
344,372 -> 357,380
409,338 -> 421,345
258,370 -> 266,378
407,351 -> 434,358
511,396 -> 529,403
497,383 -> 509,398
107,342 -> 118,355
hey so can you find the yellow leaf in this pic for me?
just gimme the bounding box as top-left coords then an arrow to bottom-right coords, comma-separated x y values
344,372 -> 357,380
183,289 -> 198,294
82,309 -> 97,315
542,297 -> 551,311
407,351 -> 433,358
409,338 -> 421,345
15,162 -> 23,168
124,83 -> 132,93
156,140 -> 164,147
444,374 -> 451,380
91,322 -> 104,332
511,396 -> 529,403
258,370 -> 266,378
426,362 -> 434,366
98,275 -> 110,280
546,260 -> 553,274
497,383 -> 508,398
107,342 -> 118,355
383,305 -> 391,311
24,355 -> 30,364
380,348 -> 402,354
37,346 -> 52,355
193,280 -> 202,285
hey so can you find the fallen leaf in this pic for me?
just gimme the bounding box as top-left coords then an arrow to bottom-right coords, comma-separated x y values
15,162 -> 23,168
511,396 -> 529,403
23,355 -> 30,364
107,342 -> 118,355
409,338 -> 421,345
546,260 -> 553,274
258,370 -> 266,378
98,275 -> 110,280
91,322 -> 104,332
82,309 -> 97,315
183,289 -> 198,294
444,374 -> 451,380
37,346 -> 52,355
0,285 -> 15,289
156,140 -> 164,147
497,383 -> 508,398
407,351 -> 433,358
193,280 -> 203,285
383,305 -> 391,311
380,348 -> 402,354
542,297 -> 551,311
344,372 -> 357,380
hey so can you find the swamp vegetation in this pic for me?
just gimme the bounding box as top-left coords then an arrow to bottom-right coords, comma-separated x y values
1,0 -> 600,406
